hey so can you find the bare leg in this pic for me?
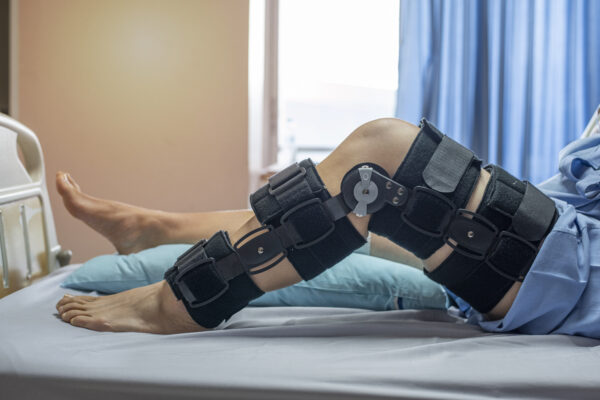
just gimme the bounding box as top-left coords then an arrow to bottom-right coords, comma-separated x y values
370,234 -> 423,269
56,118 -> 515,333
56,171 -> 253,254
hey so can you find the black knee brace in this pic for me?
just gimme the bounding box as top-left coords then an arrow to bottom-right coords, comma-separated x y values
164,119 -> 557,327
164,159 -> 366,328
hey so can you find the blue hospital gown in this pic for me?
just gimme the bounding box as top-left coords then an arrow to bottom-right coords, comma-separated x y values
478,135 -> 600,338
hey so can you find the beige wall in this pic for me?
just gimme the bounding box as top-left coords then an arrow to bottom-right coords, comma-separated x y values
17,0 -> 250,262
0,0 -> 8,113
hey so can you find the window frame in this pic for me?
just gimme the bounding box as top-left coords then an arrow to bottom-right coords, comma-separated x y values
248,0 -> 279,191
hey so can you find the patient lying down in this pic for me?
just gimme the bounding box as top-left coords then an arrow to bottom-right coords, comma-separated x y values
55,118 -> 600,339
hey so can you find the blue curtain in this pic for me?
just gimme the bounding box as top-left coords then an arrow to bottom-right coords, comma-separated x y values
395,0 -> 600,183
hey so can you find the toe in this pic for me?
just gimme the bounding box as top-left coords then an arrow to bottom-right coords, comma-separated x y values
56,172 -> 73,196
69,315 -> 92,328
56,295 -> 95,310
61,309 -> 91,323
70,315 -> 111,332
56,295 -> 75,310
74,295 -> 98,302
58,302 -> 88,314
66,173 -> 82,191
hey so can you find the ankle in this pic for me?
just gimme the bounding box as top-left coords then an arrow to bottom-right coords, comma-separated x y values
157,280 -> 203,332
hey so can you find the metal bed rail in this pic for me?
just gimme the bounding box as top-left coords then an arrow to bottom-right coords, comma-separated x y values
0,113 -> 71,291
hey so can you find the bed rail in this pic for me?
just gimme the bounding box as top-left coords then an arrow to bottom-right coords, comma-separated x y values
0,113 -> 70,295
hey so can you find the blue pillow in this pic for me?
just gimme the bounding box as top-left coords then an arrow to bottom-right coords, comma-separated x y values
62,244 -> 192,294
62,243 -> 448,311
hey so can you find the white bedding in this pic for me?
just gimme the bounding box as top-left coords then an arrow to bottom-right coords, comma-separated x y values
1,265 -> 600,400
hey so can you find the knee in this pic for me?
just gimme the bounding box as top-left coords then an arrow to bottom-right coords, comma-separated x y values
317,118 -> 420,198
345,118 -> 421,176
353,118 -> 410,139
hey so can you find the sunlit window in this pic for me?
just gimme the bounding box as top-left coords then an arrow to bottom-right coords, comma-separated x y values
278,0 -> 399,164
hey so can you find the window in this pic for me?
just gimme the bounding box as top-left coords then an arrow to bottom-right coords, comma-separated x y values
248,0 -> 399,190
277,0 -> 399,164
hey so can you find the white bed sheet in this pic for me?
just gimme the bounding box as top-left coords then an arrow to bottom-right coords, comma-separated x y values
1,265 -> 599,400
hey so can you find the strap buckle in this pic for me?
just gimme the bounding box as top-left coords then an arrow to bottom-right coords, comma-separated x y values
174,239 -> 208,266
401,186 -> 455,237
280,198 -> 335,249
444,209 -> 498,260
268,163 -> 307,196
486,231 -> 538,282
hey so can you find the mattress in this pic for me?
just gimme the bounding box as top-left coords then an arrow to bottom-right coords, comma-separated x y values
1,265 -> 599,400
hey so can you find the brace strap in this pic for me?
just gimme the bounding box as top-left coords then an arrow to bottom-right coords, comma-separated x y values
425,165 -> 557,313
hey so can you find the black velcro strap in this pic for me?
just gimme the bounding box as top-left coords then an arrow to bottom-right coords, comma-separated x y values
185,272 -> 263,328
268,163 -> 314,211
482,165 -> 525,218
268,163 -> 306,193
423,135 -> 475,193
251,159 -> 326,225
512,182 -> 556,241
287,216 -> 366,280
175,257 -> 229,308
401,187 -> 455,237
280,198 -> 335,249
486,231 -> 537,281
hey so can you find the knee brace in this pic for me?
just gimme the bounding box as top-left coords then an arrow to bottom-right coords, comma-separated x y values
164,159 -> 366,328
164,119 -> 557,327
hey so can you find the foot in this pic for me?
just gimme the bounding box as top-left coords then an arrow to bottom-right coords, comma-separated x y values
56,171 -> 166,254
56,281 -> 203,333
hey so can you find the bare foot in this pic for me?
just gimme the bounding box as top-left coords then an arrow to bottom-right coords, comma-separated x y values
56,171 -> 167,254
56,281 -> 203,333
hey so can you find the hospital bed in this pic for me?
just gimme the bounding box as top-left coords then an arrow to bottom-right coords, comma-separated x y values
1,113 -> 599,400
